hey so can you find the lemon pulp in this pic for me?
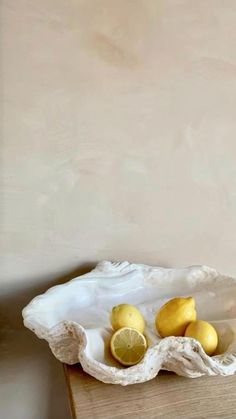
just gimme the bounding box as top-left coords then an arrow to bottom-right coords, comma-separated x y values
110,327 -> 147,366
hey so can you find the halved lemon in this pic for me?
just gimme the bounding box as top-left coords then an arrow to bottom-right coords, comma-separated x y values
110,327 -> 147,366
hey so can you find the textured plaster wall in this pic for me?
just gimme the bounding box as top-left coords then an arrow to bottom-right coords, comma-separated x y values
1,1 -> 236,418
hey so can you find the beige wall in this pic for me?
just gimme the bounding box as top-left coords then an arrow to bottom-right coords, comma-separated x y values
1,1 -> 236,418
2,0 -> 236,289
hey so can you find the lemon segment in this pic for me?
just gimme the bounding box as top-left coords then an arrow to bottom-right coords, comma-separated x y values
184,320 -> 218,356
156,296 -> 197,337
110,304 -> 145,333
110,327 -> 147,366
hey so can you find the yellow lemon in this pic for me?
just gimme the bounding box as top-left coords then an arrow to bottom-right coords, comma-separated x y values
156,296 -> 197,337
185,320 -> 218,356
110,327 -> 147,366
110,304 -> 145,333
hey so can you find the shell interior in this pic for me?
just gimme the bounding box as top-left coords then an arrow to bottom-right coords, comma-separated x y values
22,261 -> 236,385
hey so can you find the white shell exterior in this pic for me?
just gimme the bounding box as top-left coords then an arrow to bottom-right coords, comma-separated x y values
22,261 -> 236,385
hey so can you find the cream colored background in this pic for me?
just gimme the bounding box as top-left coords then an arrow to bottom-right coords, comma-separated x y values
1,0 -> 236,418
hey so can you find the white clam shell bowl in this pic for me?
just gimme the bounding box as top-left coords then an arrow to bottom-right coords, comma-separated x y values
22,261 -> 236,385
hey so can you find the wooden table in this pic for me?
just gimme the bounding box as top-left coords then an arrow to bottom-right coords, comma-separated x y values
64,364 -> 236,418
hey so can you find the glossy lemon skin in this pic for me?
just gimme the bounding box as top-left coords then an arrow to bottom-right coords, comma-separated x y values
155,297 -> 197,337
110,304 -> 145,333
185,320 -> 218,356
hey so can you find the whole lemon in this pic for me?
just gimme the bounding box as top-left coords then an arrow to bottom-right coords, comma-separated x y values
185,320 -> 218,356
156,296 -> 196,337
110,304 -> 145,333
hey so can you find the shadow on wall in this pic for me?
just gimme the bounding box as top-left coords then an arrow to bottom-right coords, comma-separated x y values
1,262 -> 97,329
0,262 -> 96,419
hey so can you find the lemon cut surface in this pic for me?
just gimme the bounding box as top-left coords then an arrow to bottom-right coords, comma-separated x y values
110,327 -> 147,366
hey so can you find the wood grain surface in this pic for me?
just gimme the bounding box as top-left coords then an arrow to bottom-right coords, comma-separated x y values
64,364 -> 236,419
